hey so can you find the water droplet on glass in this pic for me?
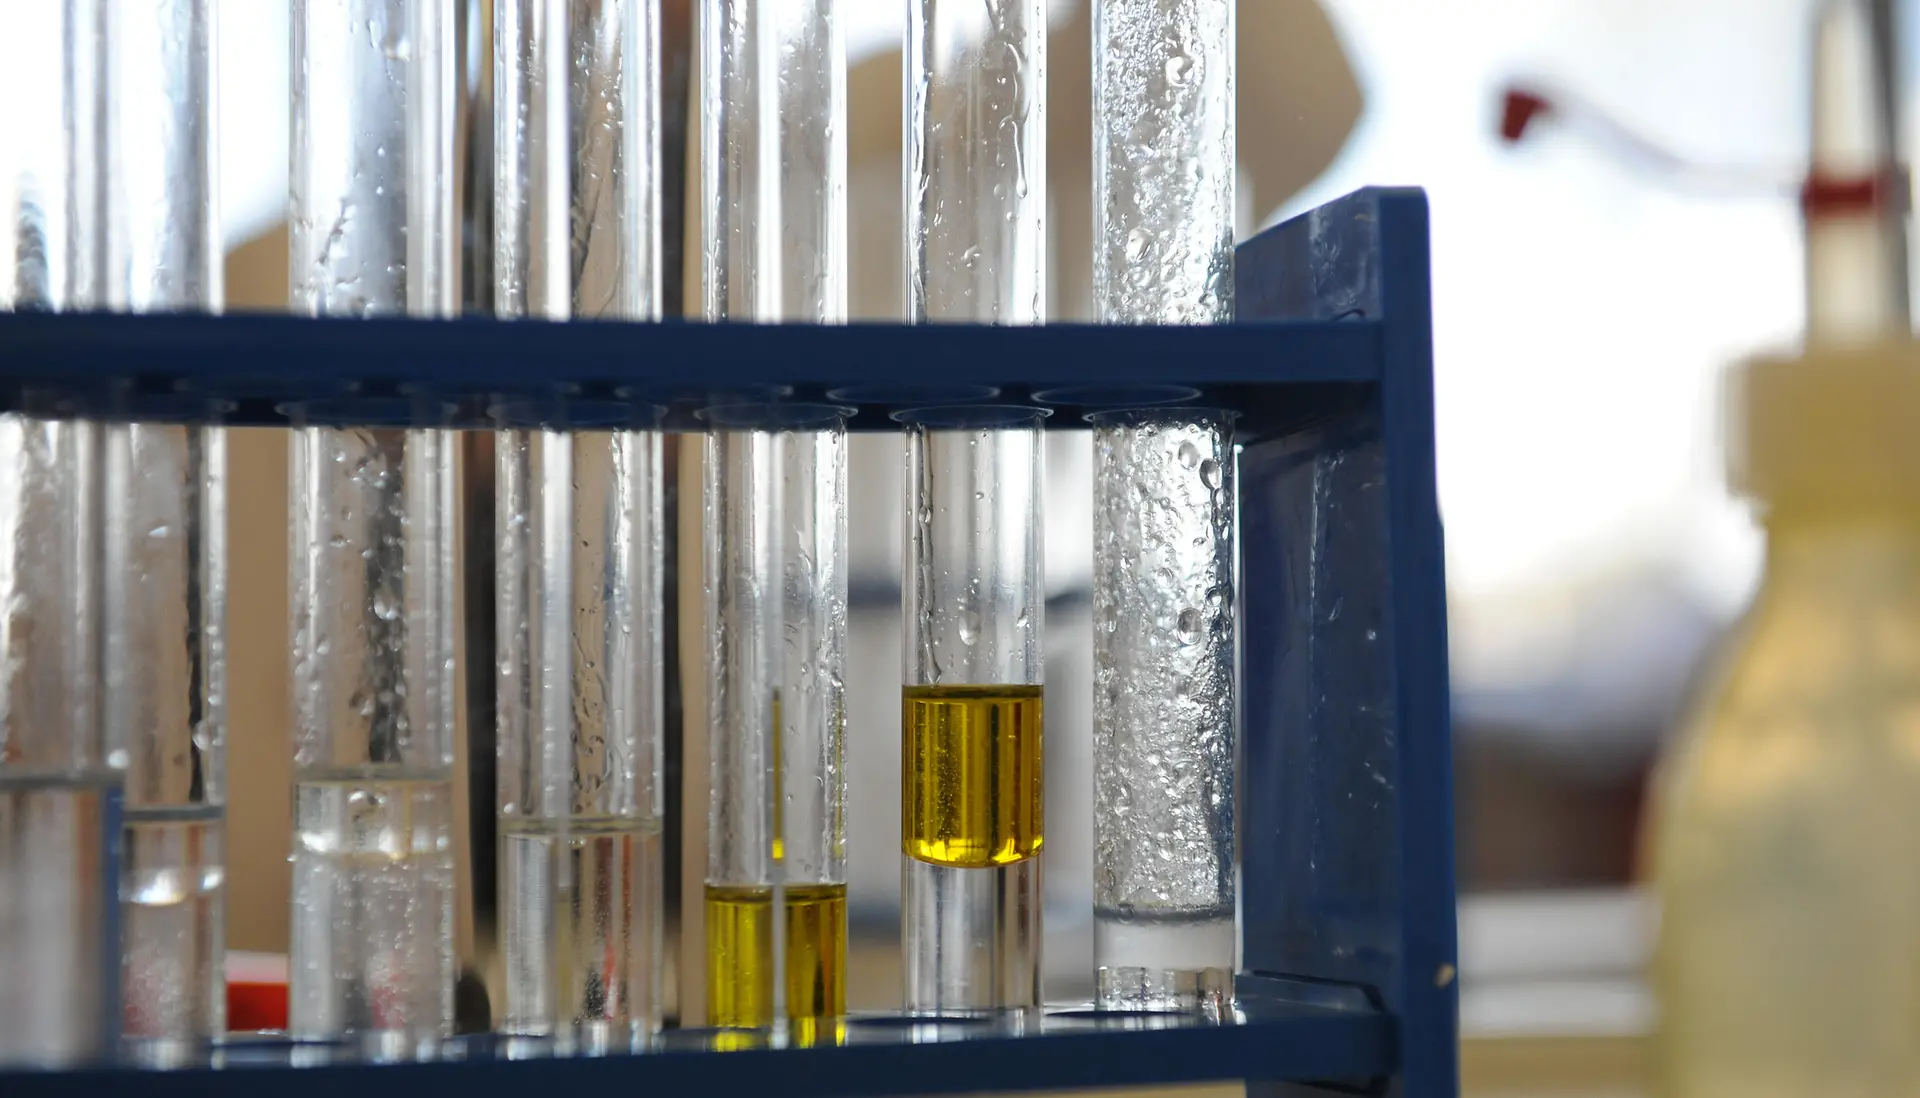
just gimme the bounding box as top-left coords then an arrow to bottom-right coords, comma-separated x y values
1177,440 -> 1201,469
1200,458 -> 1221,488
1125,229 -> 1149,262
958,608 -> 981,646
1165,53 -> 1194,86
1176,607 -> 1202,643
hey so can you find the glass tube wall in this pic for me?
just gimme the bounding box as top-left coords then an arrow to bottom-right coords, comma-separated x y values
906,0 -> 1047,325
493,0 -> 665,1048
288,0 -> 457,1052
1090,0 -> 1238,1015
900,407 -> 1047,1014
1090,410 -> 1237,1016
0,6 -> 114,1069
701,0 -> 849,1041
71,0 -> 230,1053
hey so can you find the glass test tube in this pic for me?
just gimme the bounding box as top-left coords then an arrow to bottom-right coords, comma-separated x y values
0,5 -> 114,1070
1089,0 -> 1238,1016
905,0 -> 1047,325
289,0 -> 457,1052
700,0 -> 849,1041
900,408 -> 1047,1014
492,0 -> 666,1047
702,406 -> 851,1040
1091,0 -> 1234,326
71,0 -> 230,1052
1089,410 -> 1236,1016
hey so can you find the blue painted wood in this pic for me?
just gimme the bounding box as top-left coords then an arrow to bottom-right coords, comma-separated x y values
0,186 -> 1455,1098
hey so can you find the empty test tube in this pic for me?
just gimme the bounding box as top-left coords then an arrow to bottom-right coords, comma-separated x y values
1089,410 -> 1237,1017
1090,0 -> 1238,1016
66,0 -> 230,1053
493,0 -> 666,1048
0,6 -> 115,1069
900,407 -> 1047,1015
289,0 -> 457,1053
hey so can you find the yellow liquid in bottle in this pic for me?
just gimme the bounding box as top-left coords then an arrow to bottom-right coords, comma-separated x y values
703,882 -> 847,1039
902,684 -> 1044,868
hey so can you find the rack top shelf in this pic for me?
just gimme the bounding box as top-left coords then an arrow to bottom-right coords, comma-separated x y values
0,310 -> 1380,434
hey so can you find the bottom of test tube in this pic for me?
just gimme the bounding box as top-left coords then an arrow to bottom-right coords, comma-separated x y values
901,856 -> 1043,1014
122,803 -> 226,1045
0,770 -> 121,1068
498,815 -> 663,1046
289,768 -> 455,1047
703,882 -> 848,1034
1093,909 -> 1233,1019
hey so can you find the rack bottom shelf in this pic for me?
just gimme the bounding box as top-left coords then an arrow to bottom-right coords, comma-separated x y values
1,1000 -> 1394,1098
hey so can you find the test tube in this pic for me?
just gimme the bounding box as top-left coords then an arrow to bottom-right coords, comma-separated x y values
0,6 -> 114,1069
288,0 -> 457,1053
699,0 -> 849,1042
1089,0 -> 1238,1017
901,0 -> 1047,1016
1091,0 -> 1235,325
1089,409 -> 1236,1017
492,0 -> 666,1048
899,407 -> 1047,1015
905,0 -> 1047,325
68,0 -> 230,1053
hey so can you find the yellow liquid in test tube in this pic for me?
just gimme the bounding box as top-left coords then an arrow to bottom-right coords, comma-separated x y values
902,684 -> 1045,868
703,882 -> 847,1041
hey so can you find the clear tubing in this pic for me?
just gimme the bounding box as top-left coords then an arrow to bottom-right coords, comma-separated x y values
900,407 -> 1046,1014
289,0 -> 457,1052
905,0 -> 1047,324
701,0 -> 845,323
1091,0 -> 1235,325
0,8 -> 113,1070
492,0 -> 666,1048
1089,409 -> 1237,1016
69,0 -> 229,1052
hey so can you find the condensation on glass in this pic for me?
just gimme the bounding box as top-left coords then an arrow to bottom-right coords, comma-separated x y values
289,0 -> 458,1054
1092,0 -> 1235,325
899,406 -> 1047,1015
492,0 -> 666,1050
0,5 -> 114,1070
1090,409 -> 1237,1016
906,0 -> 1047,325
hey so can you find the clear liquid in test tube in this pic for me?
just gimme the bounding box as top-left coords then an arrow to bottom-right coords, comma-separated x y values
492,0 -> 666,1049
899,407 -> 1047,1016
289,0 -> 457,1055
0,6 -> 115,1069
1090,0 -> 1238,1017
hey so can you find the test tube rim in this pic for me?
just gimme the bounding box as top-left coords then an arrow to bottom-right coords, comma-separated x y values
1034,385 -> 1203,408
617,382 -> 795,406
890,404 -> 1052,429
280,397 -> 460,427
488,398 -> 668,430
696,402 -> 856,431
1083,406 -> 1242,428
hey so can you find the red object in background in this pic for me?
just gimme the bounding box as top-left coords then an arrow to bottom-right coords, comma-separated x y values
225,952 -> 289,1032
1500,87 -> 1553,143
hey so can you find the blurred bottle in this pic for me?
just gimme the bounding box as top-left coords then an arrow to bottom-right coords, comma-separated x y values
1649,3 -> 1920,1096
